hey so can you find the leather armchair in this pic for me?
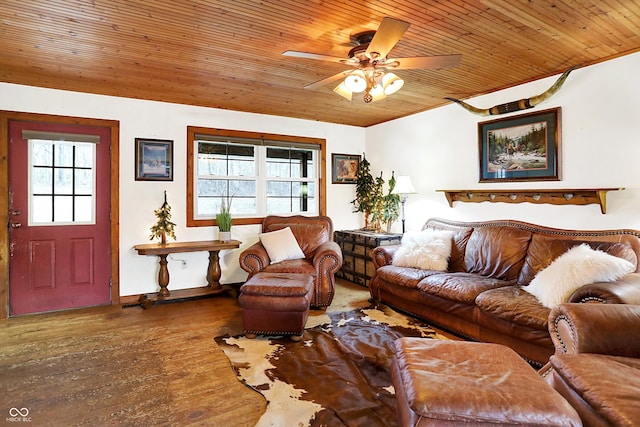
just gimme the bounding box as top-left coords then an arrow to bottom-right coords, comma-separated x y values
544,304 -> 640,426
239,215 -> 343,308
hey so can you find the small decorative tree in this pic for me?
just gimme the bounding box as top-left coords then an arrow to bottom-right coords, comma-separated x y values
149,191 -> 176,244
352,154 -> 377,230
369,171 -> 386,231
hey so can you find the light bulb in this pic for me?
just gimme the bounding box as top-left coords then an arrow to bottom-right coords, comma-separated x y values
344,70 -> 367,93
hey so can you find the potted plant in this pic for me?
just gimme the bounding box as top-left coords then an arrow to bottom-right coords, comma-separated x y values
216,197 -> 232,242
381,171 -> 401,233
352,154 -> 378,230
149,191 -> 176,244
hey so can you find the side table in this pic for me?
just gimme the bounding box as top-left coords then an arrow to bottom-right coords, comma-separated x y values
334,230 -> 402,287
133,239 -> 241,307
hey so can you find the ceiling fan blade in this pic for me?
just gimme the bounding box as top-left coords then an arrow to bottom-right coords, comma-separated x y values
304,71 -> 349,89
282,50 -> 346,64
388,54 -> 462,70
365,17 -> 410,60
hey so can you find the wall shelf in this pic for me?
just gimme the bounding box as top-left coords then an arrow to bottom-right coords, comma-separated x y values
436,188 -> 624,214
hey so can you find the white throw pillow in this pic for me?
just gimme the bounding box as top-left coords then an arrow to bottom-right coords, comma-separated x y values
392,229 -> 454,271
259,227 -> 305,264
525,243 -> 634,308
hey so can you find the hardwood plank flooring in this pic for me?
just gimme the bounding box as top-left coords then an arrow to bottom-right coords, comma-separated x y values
0,279 -> 373,426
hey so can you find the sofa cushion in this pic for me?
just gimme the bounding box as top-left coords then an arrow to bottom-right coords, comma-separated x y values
518,235 -> 638,285
475,286 -> 549,330
551,353 -> 640,426
525,244 -> 635,309
417,272 -> 514,305
376,265 -> 441,289
464,226 -> 532,281
392,229 -> 453,271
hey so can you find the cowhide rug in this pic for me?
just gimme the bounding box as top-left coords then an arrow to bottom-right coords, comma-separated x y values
215,304 -> 449,427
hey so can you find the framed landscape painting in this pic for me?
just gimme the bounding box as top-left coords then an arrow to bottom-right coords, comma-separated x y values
478,107 -> 561,182
135,138 -> 173,181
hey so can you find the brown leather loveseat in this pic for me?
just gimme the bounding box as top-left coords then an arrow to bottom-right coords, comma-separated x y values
370,218 -> 640,365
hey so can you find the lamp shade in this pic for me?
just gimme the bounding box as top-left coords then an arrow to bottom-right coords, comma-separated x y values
391,175 -> 416,194
344,70 -> 367,93
333,82 -> 353,100
382,72 -> 404,95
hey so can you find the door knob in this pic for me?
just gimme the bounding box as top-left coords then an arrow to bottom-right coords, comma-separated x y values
10,222 -> 22,228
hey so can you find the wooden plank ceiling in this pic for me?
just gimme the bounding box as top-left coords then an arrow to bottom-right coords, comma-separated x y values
1,1 -> 639,127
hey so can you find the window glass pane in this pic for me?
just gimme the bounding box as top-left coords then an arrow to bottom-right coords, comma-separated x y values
32,167 -> 52,194
266,197 -> 292,214
75,169 -> 93,195
54,196 -> 73,222
32,141 -> 53,166
74,196 -> 93,222
266,147 -> 291,178
229,179 -> 256,198
267,180 -> 291,196
197,178 -> 227,196
54,168 -> 73,194
75,143 -> 94,168
55,143 -> 74,167
233,197 -> 257,215
32,196 -> 52,223
291,149 -> 314,178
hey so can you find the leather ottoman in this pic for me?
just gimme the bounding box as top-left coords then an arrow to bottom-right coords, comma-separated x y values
239,272 -> 314,341
391,338 -> 581,426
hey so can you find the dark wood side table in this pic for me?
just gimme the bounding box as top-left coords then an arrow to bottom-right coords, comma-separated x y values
133,239 -> 241,307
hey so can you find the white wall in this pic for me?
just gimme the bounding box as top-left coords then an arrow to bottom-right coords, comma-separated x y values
3,51 -> 640,297
366,52 -> 640,234
0,84 -> 365,295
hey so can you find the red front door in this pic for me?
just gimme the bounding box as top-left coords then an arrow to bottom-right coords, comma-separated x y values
8,120 -> 112,315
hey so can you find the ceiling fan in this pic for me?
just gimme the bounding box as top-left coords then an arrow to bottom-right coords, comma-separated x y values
283,17 -> 462,103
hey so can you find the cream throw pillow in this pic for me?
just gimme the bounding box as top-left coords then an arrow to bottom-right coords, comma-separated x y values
525,243 -> 634,308
392,229 -> 453,271
259,227 -> 305,264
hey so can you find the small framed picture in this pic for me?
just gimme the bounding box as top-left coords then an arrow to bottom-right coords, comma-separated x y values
332,153 -> 360,184
478,107 -> 561,182
135,138 -> 173,181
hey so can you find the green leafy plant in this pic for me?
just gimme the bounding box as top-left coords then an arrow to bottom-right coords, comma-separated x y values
352,154 -> 378,230
381,171 -> 401,232
216,197 -> 233,232
149,191 -> 176,244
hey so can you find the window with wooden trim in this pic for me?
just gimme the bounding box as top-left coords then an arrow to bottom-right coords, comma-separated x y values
187,127 -> 326,227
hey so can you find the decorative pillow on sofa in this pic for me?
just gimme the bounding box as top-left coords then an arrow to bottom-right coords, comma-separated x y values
259,227 -> 305,264
525,243 -> 634,308
392,229 -> 453,271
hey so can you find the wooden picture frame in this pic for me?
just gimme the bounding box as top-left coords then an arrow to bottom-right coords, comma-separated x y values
331,153 -> 360,184
478,107 -> 561,182
135,138 -> 173,181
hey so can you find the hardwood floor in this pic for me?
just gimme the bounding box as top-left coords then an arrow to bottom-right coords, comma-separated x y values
0,279 -> 373,426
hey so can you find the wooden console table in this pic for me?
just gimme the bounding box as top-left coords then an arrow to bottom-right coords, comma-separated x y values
133,239 -> 241,307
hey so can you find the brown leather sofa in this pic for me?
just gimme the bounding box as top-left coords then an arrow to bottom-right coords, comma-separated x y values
370,218 -> 640,365
543,303 -> 640,426
239,215 -> 343,308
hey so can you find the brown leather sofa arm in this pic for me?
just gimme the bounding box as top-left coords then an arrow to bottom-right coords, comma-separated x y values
568,273 -> 640,304
313,241 -> 343,273
238,241 -> 271,276
549,303 -> 640,357
371,244 -> 400,269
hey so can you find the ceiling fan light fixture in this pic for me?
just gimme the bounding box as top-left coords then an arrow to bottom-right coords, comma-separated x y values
382,72 -> 404,95
333,82 -> 353,100
344,70 -> 367,93
368,82 -> 386,102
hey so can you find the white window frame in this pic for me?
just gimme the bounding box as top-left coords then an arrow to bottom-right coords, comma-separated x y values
187,127 -> 326,227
